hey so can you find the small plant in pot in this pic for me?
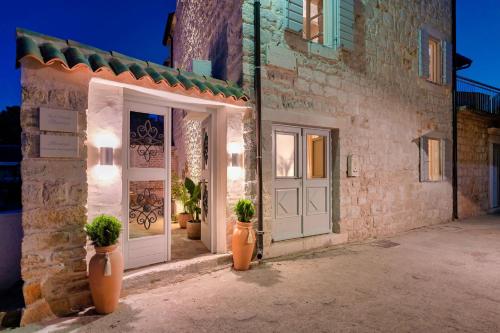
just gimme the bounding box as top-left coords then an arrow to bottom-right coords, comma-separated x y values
232,199 -> 256,271
85,215 -> 123,314
172,175 -> 191,229
185,177 -> 202,240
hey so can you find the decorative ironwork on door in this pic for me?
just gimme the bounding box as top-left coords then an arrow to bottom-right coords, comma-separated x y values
129,185 -> 164,231
130,111 -> 165,166
203,131 -> 209,170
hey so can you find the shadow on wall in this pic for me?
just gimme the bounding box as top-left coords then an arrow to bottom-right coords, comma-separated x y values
209,23 -> 229,82
0,211 -> 24,312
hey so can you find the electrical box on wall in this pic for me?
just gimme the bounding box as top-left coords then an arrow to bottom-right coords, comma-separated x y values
347,154 -> 360,177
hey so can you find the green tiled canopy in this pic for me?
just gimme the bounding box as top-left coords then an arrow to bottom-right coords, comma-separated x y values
16,28 -> 248,102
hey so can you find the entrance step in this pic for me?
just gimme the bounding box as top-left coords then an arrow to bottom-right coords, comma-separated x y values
122,254 -> 232,296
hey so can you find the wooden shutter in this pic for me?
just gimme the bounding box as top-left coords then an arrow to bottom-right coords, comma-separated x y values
420,136 -> 429,182
287,0 -> 303,33
334,0 -> 355,50
441,40 -> 453,85
418,28 -> 430,79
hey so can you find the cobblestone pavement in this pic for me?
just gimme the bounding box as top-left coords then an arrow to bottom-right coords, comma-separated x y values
18,215 -> 500,333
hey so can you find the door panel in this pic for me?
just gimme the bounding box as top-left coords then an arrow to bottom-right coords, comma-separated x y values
272,126 -> 331,241
201,116 -> 212,251
125,103 -> 170,270
273,126 -> 302,241
303,129 -> 330,237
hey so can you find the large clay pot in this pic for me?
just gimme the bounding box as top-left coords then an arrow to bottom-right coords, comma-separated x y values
88,244 -> 123,314
187,220 -> 201,240
232,221 -> 256,271
177,213 -> 192,229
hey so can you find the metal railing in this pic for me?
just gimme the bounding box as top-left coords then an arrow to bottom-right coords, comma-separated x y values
456,76 -> 500,115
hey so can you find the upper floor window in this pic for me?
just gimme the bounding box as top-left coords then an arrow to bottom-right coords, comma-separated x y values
428,37 -> 442,84
303,0 -> 324,44
287,0 -> 354,50
419,27 -> 452,85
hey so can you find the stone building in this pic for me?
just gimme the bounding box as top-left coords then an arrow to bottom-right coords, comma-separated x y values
173,0 -> 454,257
456,76 -> 500,218
12,0 -> 477,325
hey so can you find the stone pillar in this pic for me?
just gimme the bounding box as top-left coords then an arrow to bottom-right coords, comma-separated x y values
19,63 -> 91,325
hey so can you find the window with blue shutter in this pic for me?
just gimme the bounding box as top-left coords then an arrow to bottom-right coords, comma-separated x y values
418,27 -> 451,85
333,0 -> 354,50
287,0 -> 304,33
286,0 -> 354,51
418,29 -> 430,79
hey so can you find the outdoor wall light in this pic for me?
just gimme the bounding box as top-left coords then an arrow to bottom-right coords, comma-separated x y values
99,147 -> 114,166
227,142 -> 244,180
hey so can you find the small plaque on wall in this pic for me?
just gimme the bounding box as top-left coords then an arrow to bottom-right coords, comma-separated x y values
40,107 -> 78,133
40,135 -> 79,158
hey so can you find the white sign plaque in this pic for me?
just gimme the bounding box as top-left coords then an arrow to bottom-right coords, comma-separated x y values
40,135 -> 79,158
40,107 -> 78,133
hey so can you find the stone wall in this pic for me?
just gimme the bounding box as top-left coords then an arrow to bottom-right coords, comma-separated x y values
174,0 -> 453,250
20,62 -> 91,325
241,0 -> 453,246
173,0 -> 243,84
457,109 -> 495,218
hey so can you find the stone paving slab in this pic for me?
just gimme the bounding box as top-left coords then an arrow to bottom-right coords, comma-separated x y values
14,215 -> 500,332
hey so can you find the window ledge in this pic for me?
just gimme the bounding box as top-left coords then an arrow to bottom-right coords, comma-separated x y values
283,29 -> 340,61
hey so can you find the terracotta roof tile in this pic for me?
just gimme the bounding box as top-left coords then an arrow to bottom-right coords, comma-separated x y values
16,28 -> 248,103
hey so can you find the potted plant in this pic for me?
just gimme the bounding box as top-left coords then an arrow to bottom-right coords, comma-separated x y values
232,199 -> 256,271
172,175 -> 191,229
85,215 -> 123,314
185,177 -> 202,240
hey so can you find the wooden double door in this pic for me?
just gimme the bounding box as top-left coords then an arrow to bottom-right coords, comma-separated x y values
272,125 -> 331,241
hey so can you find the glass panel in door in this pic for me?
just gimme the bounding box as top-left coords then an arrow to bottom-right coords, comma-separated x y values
276,133 -> 297,178
129,180 -> 165,239
129,111 -> 165,168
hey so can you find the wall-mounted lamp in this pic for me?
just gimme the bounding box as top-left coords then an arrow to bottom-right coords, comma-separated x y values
229,152 -> 243,168
99,147 -> 114,165
228,142 -> 244,180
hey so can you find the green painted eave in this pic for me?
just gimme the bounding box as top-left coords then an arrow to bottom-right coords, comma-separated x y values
16,28 -> 248,102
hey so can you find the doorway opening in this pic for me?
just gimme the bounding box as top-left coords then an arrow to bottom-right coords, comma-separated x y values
170,109 -> 213,261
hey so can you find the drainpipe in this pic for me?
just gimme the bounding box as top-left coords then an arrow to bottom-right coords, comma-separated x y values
452,0 -> 458,219
254,0 -> 264,260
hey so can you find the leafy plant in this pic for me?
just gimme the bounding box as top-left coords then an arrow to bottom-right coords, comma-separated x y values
185,177 -> 201,222
85,215 -> 122,247
234,199 -> 255,223
172,174 -> 189,213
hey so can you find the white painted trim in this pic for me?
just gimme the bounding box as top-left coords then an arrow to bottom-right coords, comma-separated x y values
213,108 -> 228,254
122,97 -> 171,269
91,77 -> 248,111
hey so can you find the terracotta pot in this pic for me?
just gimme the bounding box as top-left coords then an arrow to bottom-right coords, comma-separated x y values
187,220 -> 201,240
232,221 -> 256,271
88,244 -> 123,314
177,213 -> 192,229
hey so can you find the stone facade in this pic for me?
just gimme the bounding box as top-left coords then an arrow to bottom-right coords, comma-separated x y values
457,108 -> 499,218
174,0 -> 454,251
20,63 -> 92,325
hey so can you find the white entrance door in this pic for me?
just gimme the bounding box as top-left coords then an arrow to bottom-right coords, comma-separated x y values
124,102 -> 170,269
272,125 -> 331,241
200,116 -> 212,251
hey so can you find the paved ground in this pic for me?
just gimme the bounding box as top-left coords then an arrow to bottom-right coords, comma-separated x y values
18,215 -> 500,333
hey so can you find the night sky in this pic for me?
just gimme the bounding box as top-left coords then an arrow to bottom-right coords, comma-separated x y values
0,0 -> 498,110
